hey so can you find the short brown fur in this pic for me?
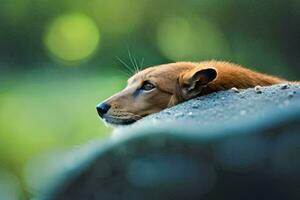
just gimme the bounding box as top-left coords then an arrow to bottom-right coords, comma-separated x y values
98,61 -> 293,125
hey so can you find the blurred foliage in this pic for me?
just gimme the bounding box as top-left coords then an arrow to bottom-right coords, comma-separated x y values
0,0 -> 299,199
44,13 -> 100,61
0,70 -> 125,199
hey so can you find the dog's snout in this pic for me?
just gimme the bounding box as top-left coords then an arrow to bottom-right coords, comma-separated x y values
96,102 -> 111,118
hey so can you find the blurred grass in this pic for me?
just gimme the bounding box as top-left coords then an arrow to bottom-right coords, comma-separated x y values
0,69 -> 126,197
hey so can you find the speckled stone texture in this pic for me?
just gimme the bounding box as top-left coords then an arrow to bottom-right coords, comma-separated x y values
136,83 -> 300,127
40,84 -> 300,200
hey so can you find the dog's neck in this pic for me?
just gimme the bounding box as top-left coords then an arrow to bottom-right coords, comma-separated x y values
205,67 -> 286,94
173,62 -> 287,104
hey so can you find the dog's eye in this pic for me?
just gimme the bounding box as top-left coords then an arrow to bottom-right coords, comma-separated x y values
141,81 -> 155,91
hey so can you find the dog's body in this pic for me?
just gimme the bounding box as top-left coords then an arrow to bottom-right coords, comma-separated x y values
97,61 -> 291,125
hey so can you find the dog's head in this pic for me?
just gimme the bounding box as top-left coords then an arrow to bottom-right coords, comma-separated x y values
96,62 -> 217,125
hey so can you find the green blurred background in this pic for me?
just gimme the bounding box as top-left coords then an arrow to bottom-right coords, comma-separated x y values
0,0 -> 299,199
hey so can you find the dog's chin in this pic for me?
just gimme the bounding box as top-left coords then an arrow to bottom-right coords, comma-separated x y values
100,115 -> 137,127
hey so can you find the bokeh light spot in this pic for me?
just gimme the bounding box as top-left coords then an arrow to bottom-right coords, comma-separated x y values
156,16 -> 229,61
44,13 -> 100,62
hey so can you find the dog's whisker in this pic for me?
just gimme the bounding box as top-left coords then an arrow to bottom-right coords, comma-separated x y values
139,57 -> 144,72
127,48 -> 135,72
133,54 -> 139,74
116,68 -> 131,77
116,56 -> 134,75
127,47 -> 139,74
113,62 -> 131,77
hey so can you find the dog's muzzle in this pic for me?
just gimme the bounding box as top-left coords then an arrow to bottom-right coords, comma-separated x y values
96,102 -> 111,118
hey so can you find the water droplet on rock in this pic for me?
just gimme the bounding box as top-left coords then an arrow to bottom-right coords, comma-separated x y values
231,87 -> 240,93
255,85 -> 262,94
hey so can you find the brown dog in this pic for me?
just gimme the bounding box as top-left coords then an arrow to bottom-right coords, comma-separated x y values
97,61 -> 289,125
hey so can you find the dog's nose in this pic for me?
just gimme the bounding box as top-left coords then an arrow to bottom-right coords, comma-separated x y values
96,102 -> 111,118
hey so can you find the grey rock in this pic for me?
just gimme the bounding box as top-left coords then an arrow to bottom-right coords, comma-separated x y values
280,84 -> 290,90
39,84 -> 300,200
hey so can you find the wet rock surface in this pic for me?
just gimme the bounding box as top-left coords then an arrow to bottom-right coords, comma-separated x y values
40,84 -> 300,200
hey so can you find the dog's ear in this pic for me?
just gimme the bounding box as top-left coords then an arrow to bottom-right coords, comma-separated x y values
177,67 -> 217,100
